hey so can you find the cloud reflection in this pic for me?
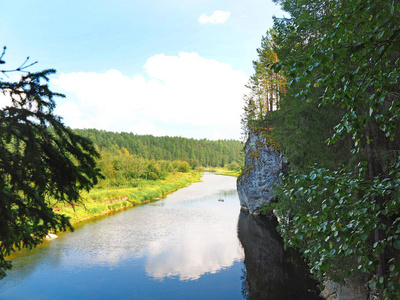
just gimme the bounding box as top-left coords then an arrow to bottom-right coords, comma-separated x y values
144,211 -> 244,281
53,174 -> 244,281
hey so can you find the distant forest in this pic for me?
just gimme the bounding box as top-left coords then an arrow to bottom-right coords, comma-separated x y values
73,128 -> 244,167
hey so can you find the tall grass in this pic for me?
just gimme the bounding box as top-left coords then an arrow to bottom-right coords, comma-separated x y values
53,171 -> 202,224
211,167 -> 241,177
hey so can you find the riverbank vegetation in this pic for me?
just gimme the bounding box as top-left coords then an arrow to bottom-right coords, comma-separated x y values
242,1 -> 400,299
211,168 -> 241,177
52,130 -> 242,223
210,161 -> 242,177
43,127 -> 244,223
51,171 -> 201,224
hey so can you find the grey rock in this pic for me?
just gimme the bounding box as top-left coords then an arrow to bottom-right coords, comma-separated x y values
237,130 -> 286,213
238,132 -> 370,299
320,280 -> 368,300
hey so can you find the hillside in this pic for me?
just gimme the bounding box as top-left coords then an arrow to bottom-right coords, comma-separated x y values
73,128 -> 244,167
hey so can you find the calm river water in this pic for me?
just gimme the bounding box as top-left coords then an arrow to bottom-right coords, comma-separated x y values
0,173 -> 320,299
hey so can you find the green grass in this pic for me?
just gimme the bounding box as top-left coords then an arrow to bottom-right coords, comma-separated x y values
211,167 -> 241,177
53,171 -> 202,224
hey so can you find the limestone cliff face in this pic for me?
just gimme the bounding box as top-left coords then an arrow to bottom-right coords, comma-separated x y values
237,130 -> 286,213
237,131 -> 369,300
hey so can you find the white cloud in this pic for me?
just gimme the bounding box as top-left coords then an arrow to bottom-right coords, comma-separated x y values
0,92 -> 12,108
52,52 -> 248,140
198,10 -> 231,24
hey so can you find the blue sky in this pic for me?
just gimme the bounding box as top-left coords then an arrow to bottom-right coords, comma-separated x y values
1,0 -> 287,140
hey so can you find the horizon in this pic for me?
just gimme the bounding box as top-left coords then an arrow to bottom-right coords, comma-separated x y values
73,127 -> 245,142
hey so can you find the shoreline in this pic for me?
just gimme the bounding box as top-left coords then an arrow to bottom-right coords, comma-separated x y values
54,171 -> 202,227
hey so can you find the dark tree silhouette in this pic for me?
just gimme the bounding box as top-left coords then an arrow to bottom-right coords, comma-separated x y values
0,47 -> 102,278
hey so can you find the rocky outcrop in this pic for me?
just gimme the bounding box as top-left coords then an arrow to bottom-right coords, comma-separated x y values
237,130 -> 369,300
237,130 -> 286,213
320,280 -> 369,300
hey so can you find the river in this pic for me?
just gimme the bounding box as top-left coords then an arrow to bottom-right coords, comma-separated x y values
0,173 -> 320,299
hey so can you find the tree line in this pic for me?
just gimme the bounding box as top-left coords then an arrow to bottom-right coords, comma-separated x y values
95,147 -> 192,187
73,128 -> 244,168
242,0 -> 400,298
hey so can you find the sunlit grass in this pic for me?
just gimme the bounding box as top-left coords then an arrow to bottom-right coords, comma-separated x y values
53,171 -> 202,224
211,167 -> 240,177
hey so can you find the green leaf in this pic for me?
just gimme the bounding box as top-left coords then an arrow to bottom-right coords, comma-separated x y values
369,280 -> 376,288
393,240 -> 400,249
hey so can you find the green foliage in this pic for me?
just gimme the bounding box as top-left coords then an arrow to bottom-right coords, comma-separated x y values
241,29 -> 286,137
246,0 -> 400,298
275,163 -> 400,289
259,202 -> 277,216
142,160 -> 162,180
54,172 -> 202,224
95,146 -> 194,186
212,166 -> 241,177
226,161 -> 240,172
0,49 -> 101,278
73,128 -> 244,168
173,160 -> 191,173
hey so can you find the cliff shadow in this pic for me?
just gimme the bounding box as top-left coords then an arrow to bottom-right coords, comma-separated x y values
237,209 -> 322,300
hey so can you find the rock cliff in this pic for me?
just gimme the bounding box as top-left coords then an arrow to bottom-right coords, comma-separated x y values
237,130 -> 369,300
237,130 -> 286,213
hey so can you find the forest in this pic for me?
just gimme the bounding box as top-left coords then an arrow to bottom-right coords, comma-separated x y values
70,128 -> 243,187
49,129 -> 244,225
73,128 -> 243,169
241,0 -> 400,299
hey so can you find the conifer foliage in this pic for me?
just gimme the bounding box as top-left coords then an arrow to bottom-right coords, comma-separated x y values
241,29 -> 286,136
0,48 -> 102,278
74,128 -> 243,168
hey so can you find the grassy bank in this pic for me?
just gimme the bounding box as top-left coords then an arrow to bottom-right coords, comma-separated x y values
53,171 -> 202,224
210,167 -> 241,177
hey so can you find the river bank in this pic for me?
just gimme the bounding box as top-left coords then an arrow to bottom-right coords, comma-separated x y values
52,171 -> 202,225
1,172 -> 322,299
204,167 -> 241,177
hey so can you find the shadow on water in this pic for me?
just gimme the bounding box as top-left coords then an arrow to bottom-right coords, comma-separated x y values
238,209 -> 322,300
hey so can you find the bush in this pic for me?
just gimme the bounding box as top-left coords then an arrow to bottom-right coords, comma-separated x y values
173,160 -> 191,172
227,161 -> 240,171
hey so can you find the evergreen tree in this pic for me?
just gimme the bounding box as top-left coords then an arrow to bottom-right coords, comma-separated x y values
0,48 -> 101,278
241,29 -> 286,138
73,128 -> 244,167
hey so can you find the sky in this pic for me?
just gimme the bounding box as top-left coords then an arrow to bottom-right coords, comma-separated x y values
1,0 -> 287,140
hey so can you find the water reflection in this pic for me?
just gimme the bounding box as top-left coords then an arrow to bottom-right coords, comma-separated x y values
143,187 -> 244,281
0,173 -> 245,299
1,174 -> 321,300
238,209 -> 321,300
